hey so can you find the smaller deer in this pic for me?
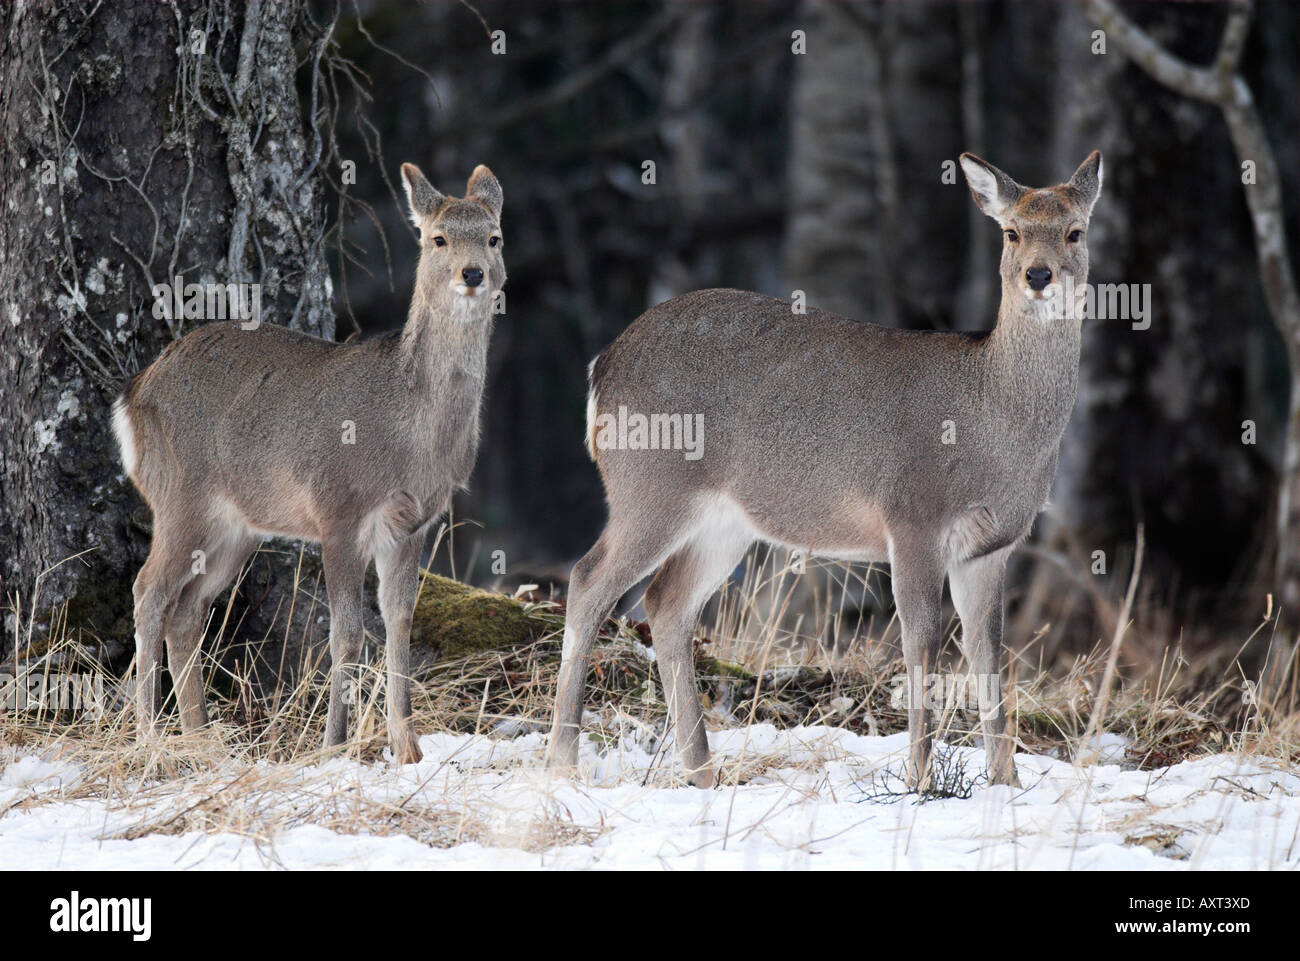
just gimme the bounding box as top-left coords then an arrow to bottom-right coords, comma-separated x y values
549,152 -> 1103,790
113,163 -> 505,762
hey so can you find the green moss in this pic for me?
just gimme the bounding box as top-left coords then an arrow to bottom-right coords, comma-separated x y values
409,572 -> 547,660
695,656 -> 755,681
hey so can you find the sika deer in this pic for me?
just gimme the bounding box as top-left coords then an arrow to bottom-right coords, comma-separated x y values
114,163 -> 505,762
549,152 -> 1103,789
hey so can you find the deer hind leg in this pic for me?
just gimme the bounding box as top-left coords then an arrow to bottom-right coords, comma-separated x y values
322,536 -> 368,751
164,528 -> 260,734
133,514 -> 204,739
643,526 -> 752,789
375,531 -> 424,765
548,508 -> 698,771
949,547 -> 1021,788
888,534 -> 946,792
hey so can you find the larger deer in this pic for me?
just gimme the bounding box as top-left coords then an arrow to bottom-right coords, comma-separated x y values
113,162 -> 505,763
549,152 -> 1102,789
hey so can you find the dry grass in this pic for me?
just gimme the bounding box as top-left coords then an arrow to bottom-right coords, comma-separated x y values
2,541 -> 1297,852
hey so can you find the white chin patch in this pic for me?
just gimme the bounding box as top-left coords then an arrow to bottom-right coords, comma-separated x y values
449,286 -> 487,323
1023,288 -> 1057,324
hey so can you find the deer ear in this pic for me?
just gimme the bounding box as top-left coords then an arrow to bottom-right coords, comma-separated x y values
466,164 -> 503,219
959,153 -> 1023,224
1068,150 -> 1104,217
401,163 -> 443,226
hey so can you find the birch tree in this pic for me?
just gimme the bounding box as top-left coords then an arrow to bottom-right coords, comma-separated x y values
1081,0 -> 1300,666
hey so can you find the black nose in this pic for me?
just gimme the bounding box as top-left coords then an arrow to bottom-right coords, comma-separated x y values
462,267 -> 484,288
1026,267 -> 1052,291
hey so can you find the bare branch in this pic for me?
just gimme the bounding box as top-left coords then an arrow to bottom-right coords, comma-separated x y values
1078,0 -> 1221,102
1213,0 -> 1253,79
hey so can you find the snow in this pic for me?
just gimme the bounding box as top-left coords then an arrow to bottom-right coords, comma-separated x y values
1,726 -> 1296,870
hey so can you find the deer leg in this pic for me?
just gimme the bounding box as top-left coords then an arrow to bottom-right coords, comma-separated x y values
164,530 -> 260,733
133,518 -> 201,739
322,537 -> 368,751
643,530 -> 751,788
889,536 -> 946,792
375,531 -> 424,765
950,548 -> 1021,787
548,512 -> 695,771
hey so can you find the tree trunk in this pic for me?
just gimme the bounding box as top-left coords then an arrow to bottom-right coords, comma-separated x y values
648,5 -> 717,304
784,0 -> 897,325
0,0 -> 332,663
881,0 -> 965,330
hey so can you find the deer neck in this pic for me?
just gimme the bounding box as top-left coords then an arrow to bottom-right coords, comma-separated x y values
984,279 -> 1082,442
398,281 -> 493,388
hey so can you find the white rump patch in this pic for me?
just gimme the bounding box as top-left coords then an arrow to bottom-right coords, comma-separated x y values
111,397 -> 136,476
584,387 -> 599,461
584,354 -> 602,460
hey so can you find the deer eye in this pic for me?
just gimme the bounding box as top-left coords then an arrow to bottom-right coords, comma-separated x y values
489,236 -> 501,248
433,236 -> 447,248
1005,229 -> 1019,243
1067,229 -> 1083,243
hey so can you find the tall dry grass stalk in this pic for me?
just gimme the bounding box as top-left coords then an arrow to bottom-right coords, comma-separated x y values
2,536 -> 1296,849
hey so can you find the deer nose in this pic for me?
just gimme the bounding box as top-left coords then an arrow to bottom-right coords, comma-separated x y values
1026,267 -> 1052,291
462,267 -> 484,288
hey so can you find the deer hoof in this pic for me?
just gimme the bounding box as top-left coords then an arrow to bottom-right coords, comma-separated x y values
686,765 -> 716,790
390,731 -> 423,765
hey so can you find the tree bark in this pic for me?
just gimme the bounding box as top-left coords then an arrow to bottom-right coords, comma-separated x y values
784,0 -> 898,325
0,0 -> 332,662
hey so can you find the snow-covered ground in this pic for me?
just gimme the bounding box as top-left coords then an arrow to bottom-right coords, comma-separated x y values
1,725 -> 1297,869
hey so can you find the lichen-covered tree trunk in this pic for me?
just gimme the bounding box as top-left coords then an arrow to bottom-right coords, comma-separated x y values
0,0 -> 332,661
